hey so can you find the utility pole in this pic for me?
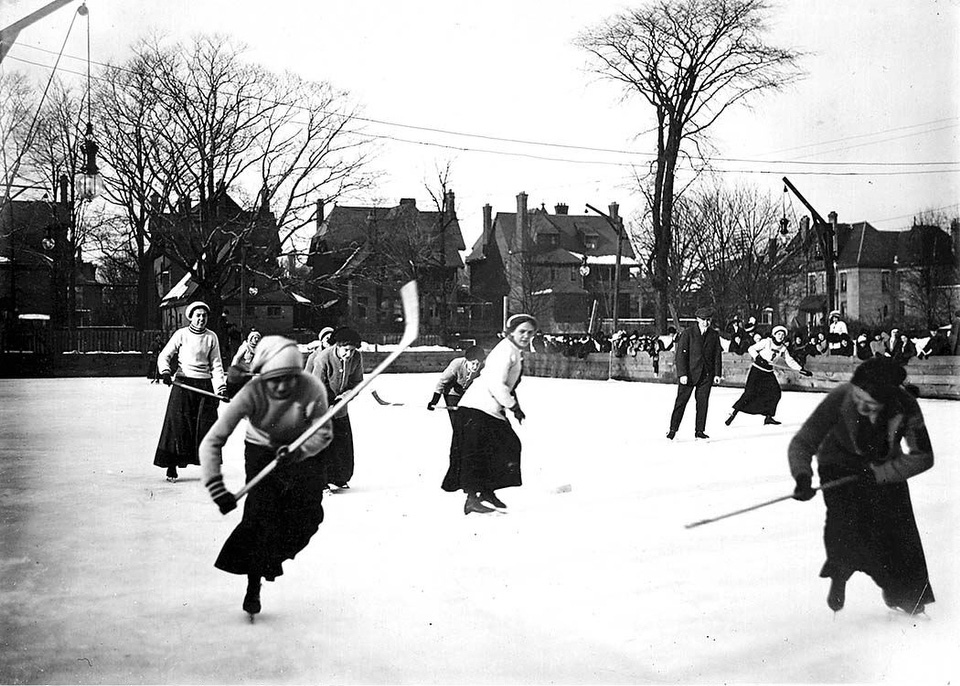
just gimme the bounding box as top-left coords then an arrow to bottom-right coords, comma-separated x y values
782,177 -> 837,314
585,203 -> 624,332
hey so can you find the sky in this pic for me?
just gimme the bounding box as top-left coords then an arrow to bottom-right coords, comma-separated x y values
3,0 -> 959,253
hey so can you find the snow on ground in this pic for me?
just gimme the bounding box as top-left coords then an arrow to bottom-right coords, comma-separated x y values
0,374 -> 957,684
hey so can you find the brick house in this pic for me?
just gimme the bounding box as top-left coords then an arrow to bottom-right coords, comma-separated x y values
307,192 -> 466,335
784,213 -> 959,328
466,192 -> 638,333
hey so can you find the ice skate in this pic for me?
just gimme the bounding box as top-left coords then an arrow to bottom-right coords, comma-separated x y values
480,491 -> 507,509
827,577 -> 846,611
764,416 -> 781,425
464,493 -> 495,515
695,432 -> 710,440
243,576 -> 261,622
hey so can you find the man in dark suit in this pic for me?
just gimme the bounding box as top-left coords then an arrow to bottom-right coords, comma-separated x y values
667,306 -> 723,440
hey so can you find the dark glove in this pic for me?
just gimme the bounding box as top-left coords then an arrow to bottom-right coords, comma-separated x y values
161,371 -> 172,386
450,382 -> 465,396
793,473 -> 816,501
511,405 -> 526,424
427,392 -> 442,411
216,386 -> 228,401
205,475 -> 237,515
799,368 -> 813,377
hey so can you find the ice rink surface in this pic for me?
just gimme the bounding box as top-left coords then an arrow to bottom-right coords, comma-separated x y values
1,373 -> 957,685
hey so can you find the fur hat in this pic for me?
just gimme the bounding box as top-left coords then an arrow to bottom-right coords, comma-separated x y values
464,345 -> 486,362
505,314 -> 538,333
850,357 -> 907,403
330,326 -> 361,347
185,301 -> 210,319
250,336 -> 303,380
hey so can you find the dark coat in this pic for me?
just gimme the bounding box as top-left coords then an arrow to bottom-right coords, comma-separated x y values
674,324 -> 723,384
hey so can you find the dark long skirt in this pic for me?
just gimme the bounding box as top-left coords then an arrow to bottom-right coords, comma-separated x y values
732,367 -> 781,416
447,407 -> 521,494
439,394 -> 464,492
818,465 -> 935,610
322,415 -> 354,486
215,443 -> 326,581
153,377 -> 220,469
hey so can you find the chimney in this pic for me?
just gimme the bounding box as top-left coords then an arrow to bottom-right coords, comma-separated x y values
516,192 -> 528,249
608,202 -> 620,223
181,196 -> 191,215
800,215 -> 810,240
150,192 -> 162,214
399,198 -> 416,207
828,211 -> 838,255
316,199 -> 325,229
482,203 -> 492,240
554,203 -> 568,215
59,175 -> 68,206
951,218 -> 959,269
443,190 -> 456,218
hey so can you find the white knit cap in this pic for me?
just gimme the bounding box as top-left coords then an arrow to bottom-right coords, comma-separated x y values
772,325 -> 788,337
185,301 -> 210,319
250,336 -> 303,379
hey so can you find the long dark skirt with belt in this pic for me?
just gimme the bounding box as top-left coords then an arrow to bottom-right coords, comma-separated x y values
215,443 -> 326,582
439,393 -> 464,491
732,367 -> 781,416
154,377 -> 220,469
444,407 -> 521,494
818,464 -> 935,610
323,415 -> 354,486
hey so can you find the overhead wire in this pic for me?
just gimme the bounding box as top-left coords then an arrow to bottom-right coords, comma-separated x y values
6,45 -> 960,174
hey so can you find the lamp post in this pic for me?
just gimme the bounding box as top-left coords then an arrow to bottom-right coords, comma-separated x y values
585,203 -> 624,333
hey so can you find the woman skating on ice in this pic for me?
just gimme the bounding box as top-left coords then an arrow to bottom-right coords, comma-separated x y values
433,345 -> 486,494
154,301 -> 227,482
725,325 -> 811,427
199,336 -> 333,620
788,357 -> 935,615
452,315 -> 535,514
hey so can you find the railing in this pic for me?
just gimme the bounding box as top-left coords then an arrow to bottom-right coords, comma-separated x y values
0,326 -> 162,354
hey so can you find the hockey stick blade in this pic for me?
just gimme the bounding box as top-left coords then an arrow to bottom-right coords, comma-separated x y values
235,280 -> 419,501
683,475 -> 859,529
371,389 -> 457,411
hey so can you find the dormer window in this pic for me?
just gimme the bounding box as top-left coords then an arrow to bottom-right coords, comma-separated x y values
537,232 -> 559,247
584,233 -> 599,250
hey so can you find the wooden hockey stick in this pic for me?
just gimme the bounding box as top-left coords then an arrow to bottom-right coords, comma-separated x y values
171,380 -> 229,402
371,390 -> 457,410
235,281 -> 420,501
683,475 -> 859,529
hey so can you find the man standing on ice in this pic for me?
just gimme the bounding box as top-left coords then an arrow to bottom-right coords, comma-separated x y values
667,306 -> 722,440
789,357 -> 935,615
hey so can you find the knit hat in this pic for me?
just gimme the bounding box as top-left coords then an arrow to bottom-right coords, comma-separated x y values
318,326 -> 335,342
850,357 -> 906,403
464,345 -> 486,362
185,301 -> 210,319
247,329 -> 261,345
250,336 -> 304,380
829,310 -> 841,318
772,325 -> 788,338
505,313 -> 537,333
330,326 -> 361,347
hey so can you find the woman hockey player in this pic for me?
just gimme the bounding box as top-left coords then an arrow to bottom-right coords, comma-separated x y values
452,315 -> 535,515
725,325 -> 812,427
310,326 -> 364,491
789,357 -> 935,615
153,301 -> 227,482
433,345 -> 486,493
199,336 -> 333,619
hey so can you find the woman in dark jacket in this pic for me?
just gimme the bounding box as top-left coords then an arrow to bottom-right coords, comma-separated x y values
789,357 -> 935,615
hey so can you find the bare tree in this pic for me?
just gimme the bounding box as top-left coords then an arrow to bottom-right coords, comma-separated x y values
0,72 -> 38,204
577,0 -> 804,330
96,35 -> 374,324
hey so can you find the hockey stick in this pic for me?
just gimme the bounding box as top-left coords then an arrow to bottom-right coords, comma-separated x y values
171,380 -> 229,402
235,280 -> 419,501
683,475 -> 859,529
371,390 -> 458,410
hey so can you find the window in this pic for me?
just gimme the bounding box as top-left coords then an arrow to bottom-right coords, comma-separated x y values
570,267 -> 577,282
881,270 -> 891,293
899,301 -> 905,317
840,302 -> 847,316
550,266 -> 558,280
761,307 -> 773,325
839,273 -> 847,293
808,274 -> 818,294
584,233 -> 599,250
267,306 -> 282,318
357,296 -> 368,319
882,304 -> 889,318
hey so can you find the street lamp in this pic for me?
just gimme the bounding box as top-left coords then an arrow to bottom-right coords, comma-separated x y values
585,203 -> 624,333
